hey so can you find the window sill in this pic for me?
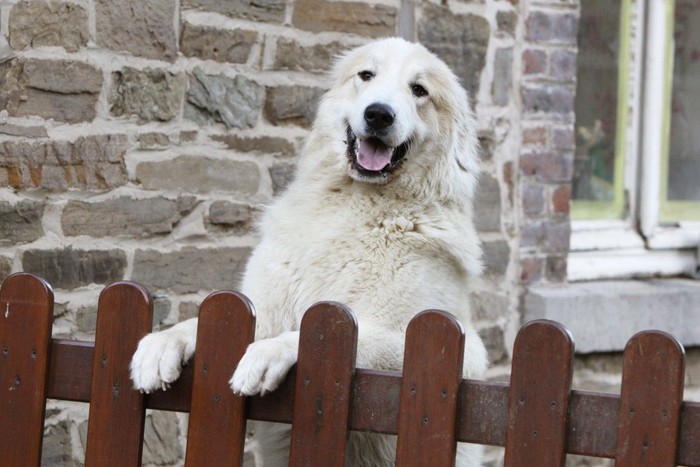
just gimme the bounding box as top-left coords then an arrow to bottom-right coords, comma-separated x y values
523,279 -> 700,353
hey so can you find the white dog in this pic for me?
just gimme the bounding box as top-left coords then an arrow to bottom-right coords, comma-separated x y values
131,37 -> 487,466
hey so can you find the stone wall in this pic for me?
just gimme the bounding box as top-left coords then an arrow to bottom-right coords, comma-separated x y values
1,0 -> 684,466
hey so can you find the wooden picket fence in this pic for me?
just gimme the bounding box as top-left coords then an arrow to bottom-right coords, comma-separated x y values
1,272 -> 699,466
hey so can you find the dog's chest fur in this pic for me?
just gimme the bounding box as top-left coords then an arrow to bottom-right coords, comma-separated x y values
251,187 -> 474,330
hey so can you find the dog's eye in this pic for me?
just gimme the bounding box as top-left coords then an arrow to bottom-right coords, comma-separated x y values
358,70 -> 374,81
411,84 -> 428,98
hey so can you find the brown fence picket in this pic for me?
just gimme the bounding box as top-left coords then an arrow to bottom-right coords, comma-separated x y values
615,331 -> 685,467
289,302 -> 357,467
504,320 -> 574,467
395,310 -> 465,467
185,291 -> 255,466
0,273 -> 54,467
85,282 -> 153,467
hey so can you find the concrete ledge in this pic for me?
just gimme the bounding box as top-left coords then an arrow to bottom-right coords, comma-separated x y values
524,279 -> 700,353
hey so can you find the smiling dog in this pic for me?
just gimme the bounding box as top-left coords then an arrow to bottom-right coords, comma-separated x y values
131,37 -> 487,466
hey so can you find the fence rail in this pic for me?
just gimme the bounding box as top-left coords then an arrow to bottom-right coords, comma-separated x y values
1,273 -> 699,466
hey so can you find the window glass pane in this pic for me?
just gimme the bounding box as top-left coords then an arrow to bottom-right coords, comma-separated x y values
572,0 -> 627,219
666,0 -> 700,204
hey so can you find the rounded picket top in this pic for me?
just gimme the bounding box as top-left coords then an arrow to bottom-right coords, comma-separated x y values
623,329 -> 685,359
97,281 -> 153,320
186,290 -> 256,467
86,281 -> 154,466
505,319 -> 575,467
0,272 -> 54,306
406,309 -> 465,341
0,272 -> 54,466
300,301 -> 358,333
291,301 -> 358,467
198,289 -> 256,323
515,319 -> 575,353
616,330 -> 685,467
396,309 -> 466,467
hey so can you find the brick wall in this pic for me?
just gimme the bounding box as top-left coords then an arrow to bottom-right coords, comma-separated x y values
0,0 -> 583,464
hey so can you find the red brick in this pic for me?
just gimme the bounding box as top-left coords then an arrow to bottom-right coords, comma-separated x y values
520,151 -> 573,183
522,183 -> 545,217
522,127 -> 547,146
546,255 -> 568,282
523,48 -> 547,75
520,256 -> 544,284
552,185 -> 571,214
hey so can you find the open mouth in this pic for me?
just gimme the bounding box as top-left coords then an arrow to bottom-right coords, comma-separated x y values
345,126 -> 410,179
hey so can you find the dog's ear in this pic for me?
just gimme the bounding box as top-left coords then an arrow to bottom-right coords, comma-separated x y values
439,71 -> 480,198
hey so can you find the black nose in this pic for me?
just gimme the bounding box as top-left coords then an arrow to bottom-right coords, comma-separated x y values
364,103 -> 395,130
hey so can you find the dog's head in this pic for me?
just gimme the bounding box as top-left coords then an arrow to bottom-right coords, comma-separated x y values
308,37 -> 479,199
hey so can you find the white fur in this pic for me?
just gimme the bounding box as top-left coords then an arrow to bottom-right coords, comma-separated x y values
130,37 -> 486,466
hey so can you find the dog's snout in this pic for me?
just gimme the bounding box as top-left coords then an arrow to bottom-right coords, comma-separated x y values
364,103 -> 395,130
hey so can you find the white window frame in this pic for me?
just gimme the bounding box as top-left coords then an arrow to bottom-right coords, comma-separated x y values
568,0 -> 700,282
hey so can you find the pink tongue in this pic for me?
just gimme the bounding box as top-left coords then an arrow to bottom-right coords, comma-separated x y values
357,139 -> 393,171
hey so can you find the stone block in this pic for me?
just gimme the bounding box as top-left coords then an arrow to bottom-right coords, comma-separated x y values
269,162 -> 296,195
418,3 -> 489,100
479,325 -> 506,363
496,10 -> 517,37
292,0 -> 396,36
264,85 -> 324,128
551,49 -> 577,81
142,411 -> 183,465
132,246 -> 252,293
0,200 -> 45,245
183,0 -> 285,24
0,257 -> 11,283
522,48 -> 547,75
477,130 -> 495,162
524,279 -> 700,353
520,150 -> 574,183
474,173 -> 501,232
179,301 -> 199,320
138,132 -> 172,149
482,238 -> 510,277
75,303 -> 96,333
520,218 -> 570,253
519,255 -> 544,284
0,123 -> 48,138
471,291 -> 510,322
1,59 -> 101,123
9,1 -> 88,52
208,201 -> 252,229
136,156 -> 260,195
95,0 -> 177,61
22,248 -> 127,289
526,10 -> 578,45
181,23 -> 257,64
0,135 -> 128,191
211,134 -> 295,156
521,183 -> 545,217
273,38 -> 347,72
492,47 -> 513,106
521,83 -> 575,114
546,255 -> 567,282
110,67 -> 186,122
41,420 -> 74,466
23,60 -> 102,94
185,69 -> 264,129
552,127 -> 575,150
62,197 -> 183,238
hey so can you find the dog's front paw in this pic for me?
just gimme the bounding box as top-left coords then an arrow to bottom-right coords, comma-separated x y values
230,339 -> 297,396
130,326 -> 196,393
